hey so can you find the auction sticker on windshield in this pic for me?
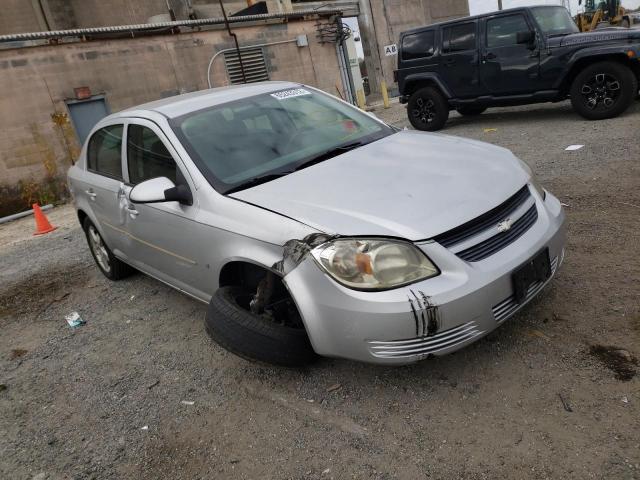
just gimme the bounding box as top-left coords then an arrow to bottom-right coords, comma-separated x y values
271,88 -> 311,100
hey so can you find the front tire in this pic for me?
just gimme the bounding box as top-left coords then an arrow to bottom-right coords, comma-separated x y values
407,86 -> 450,131
83,218 -> 134,280
205,286 -> 317,367
570,61 -> 637,120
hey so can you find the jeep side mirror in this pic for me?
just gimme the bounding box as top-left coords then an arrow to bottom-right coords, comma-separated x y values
130,177 -> 193,206
516,30 -> 536,49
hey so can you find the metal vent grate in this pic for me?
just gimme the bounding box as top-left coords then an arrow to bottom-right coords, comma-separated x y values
223,48 -> 269,85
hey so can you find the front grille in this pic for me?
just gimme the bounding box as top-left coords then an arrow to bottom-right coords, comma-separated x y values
434,185 -> 531,248
457,204 -> 538,262
367,321 -> 484,359
433,185 -> 538,262
492,255 -> 559,323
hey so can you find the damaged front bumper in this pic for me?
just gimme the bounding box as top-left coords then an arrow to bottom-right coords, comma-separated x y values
284,193 -> 566,365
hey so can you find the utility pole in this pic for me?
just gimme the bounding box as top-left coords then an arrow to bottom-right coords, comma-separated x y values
498,0 -> 503,10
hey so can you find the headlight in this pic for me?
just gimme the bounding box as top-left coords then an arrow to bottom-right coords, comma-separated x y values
530,176 -> 546,201
311,238 -> 439,290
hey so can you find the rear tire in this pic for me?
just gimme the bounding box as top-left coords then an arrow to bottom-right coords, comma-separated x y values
82,218 -> 134,280
407,86 -> 450,131
205,286 -> 317,367
570,61 -> 637,120
456,106 -> 487,116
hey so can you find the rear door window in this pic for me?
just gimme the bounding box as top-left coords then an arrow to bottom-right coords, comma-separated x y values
87,125 -> 123,180
126,124 -> 177,185
442,22 -> 476,53
402,30 -> 436,60
486,14 -> 530,48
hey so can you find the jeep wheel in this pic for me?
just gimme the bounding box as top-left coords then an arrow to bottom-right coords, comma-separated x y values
407,87 -> 449,131
570,61 -> 637,120
456,106 -> 487,116
205,286 -> 317,367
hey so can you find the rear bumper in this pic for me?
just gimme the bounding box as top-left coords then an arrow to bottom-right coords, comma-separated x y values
284,192 -> 566,365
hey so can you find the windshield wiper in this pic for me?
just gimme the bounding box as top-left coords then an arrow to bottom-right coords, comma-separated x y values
224,171 -> 294,194
293,141 -> 365,172
224,141 -> 367,194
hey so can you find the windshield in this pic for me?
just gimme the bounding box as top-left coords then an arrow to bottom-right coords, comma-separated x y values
531,6 -> 579,36
170,87 -> 393,193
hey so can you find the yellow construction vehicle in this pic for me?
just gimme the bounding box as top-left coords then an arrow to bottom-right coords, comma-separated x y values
575,0 -> 633,31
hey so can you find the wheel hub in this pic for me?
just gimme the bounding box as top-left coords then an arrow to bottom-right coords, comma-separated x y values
580,72 -> 621,111
412,97 -> 436,124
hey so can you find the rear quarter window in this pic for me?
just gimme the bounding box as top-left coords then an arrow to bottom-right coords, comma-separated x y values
87,125 -> 123,180
401,30 -> 436,60
442,22 -> 476,53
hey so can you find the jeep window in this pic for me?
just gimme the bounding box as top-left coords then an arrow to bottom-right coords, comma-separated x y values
531,6 -> 578,37
170,89 -> 394,193
87,125 -> 123,180
486,14 -> 530,48
442,23 -> 476,53
402,30 -> 436,60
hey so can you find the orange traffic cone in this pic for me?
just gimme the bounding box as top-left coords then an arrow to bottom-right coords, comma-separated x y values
32,203 -> 57,235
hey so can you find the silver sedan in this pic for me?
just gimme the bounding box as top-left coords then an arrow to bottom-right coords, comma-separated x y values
68,81 -> 566,366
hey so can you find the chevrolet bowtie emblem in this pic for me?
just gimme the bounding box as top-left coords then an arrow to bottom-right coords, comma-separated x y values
497,218 -> 513,233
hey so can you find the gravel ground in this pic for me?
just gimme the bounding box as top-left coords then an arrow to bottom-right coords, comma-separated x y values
1,100 -> 639,480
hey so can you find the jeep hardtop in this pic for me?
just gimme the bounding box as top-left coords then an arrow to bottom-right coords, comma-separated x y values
396,5 -> 640,130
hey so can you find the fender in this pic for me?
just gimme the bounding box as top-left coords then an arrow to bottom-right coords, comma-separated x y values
554,44 -> 640,90
401,72 -> 453,100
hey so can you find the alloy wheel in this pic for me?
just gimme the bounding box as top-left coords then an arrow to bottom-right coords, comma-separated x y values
580,73 -> 621,111
412,96 -> 436,125
88,225 -> 111,273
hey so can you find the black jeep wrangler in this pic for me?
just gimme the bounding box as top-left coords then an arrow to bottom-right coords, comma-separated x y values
396,5 -> 640,131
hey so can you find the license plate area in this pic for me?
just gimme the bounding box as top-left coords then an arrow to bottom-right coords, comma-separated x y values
512,248 -> 551,304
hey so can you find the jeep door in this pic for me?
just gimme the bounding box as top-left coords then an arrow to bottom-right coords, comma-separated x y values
438,21 -> 484,98
479,12 -> 541,95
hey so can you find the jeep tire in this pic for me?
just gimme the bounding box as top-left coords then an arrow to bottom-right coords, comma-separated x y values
570,61 -> 637,121
407,86 -> 450,131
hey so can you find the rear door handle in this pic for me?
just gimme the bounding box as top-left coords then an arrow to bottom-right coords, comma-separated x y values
443,58 -> 456,66
484,52 -> 497,60
85,189 -> 97,200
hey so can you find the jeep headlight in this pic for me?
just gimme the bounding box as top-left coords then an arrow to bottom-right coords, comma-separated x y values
311,238 -> 439,290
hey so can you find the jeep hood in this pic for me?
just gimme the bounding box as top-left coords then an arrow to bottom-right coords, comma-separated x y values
229,131 -> 531,241
547,28 -> 640,48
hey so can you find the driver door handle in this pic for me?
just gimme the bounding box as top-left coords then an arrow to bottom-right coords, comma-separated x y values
483,52 -> 497,60
443,58 -> 456,66
126,205 -> 139,217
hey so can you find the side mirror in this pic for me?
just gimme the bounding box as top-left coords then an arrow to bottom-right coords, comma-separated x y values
129,177 -> 193,206
516,30 -> 536,49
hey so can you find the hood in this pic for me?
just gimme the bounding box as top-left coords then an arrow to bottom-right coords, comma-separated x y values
547,28 -> 640,48
230,131 -> 530,241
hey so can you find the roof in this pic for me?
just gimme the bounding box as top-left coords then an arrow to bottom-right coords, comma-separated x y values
115,81 -> 300,119
402,4 -> 566,35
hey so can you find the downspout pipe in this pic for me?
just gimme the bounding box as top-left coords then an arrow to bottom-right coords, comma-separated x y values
218,0 -> 247,84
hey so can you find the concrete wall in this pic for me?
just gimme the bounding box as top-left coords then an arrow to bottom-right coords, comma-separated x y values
358,0 -> 470,95
0,1 -> 292,34
0,18 -> 342,215
0,0 -> 45,35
